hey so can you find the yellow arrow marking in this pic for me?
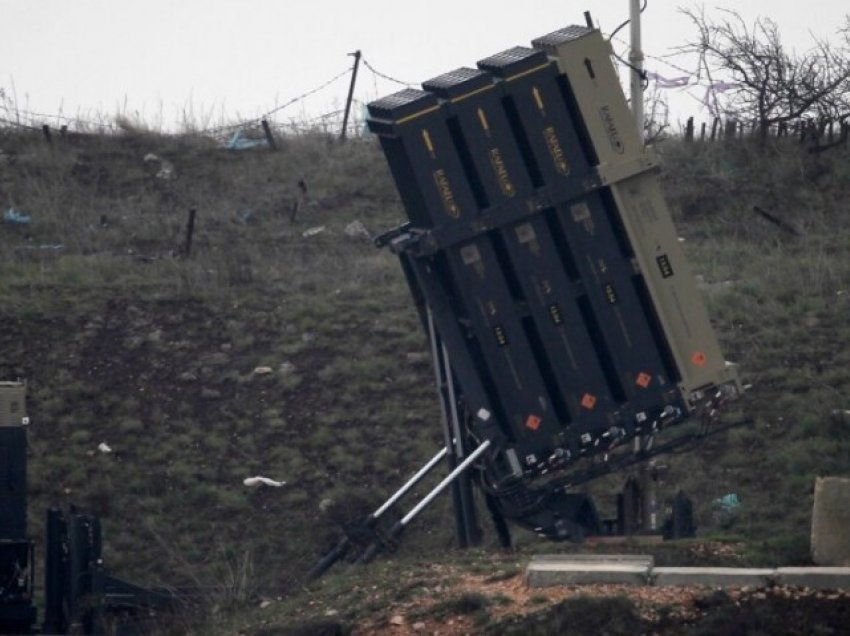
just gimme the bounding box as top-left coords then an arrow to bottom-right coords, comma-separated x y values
422,129 -> 435,156
532,86 -> 545,112
477,107 -> 490,133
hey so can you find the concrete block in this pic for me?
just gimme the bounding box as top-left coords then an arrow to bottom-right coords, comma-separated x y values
775,567 -> 850,590
651,567 -> 774,588
812,477 -> 850,566
531,554 -> 653,568
527,562 -> 651,588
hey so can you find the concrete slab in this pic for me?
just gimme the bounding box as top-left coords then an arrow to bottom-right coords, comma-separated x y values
531,553 -> 654,568
527,562 -> 651,588
651,567 -> 774,588
774,567 -> 850,589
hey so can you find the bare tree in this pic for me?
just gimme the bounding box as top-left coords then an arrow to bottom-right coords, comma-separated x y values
681,8 -> 850,140
643,83 -> 672,143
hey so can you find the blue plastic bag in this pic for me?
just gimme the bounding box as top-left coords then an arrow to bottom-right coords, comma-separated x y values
3,208 -> 32,224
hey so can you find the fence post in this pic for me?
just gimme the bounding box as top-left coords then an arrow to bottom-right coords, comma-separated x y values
710,117 -> 719,141
261,119 -> 277,151
340,50 -> 362,142
700,121 -> 706,142
685,117 -> 694,143
41,125 -> 52,145
183,209 -> 197,257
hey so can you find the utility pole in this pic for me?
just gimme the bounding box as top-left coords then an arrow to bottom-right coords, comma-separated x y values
340,50 -> 362,141
629,0 -> 645,143
628,0 -> 653,532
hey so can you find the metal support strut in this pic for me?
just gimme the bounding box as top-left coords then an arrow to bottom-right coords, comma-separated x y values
306,446 -> 449,581
358,440 -> 491,564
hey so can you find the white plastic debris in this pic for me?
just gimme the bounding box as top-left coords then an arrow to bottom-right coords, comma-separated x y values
143,153 -> 175,179
97,442 -> 112,453
243,476 -> 286,488
343,220 -> 371,240
302,225 -> 326,238
156,160 -> 176,180
253,366 -> 273,375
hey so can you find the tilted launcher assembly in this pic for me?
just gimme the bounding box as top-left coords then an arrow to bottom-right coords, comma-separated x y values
309,25 -> 742,579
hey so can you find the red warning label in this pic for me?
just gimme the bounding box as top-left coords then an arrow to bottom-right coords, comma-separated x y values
636,372 -> 652,388
691,351 -> 707,367
525,414 -> 542,431
580,394 -> 597,410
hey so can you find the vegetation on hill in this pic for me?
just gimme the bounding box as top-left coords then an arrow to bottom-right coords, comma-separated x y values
1,124 -> 849,632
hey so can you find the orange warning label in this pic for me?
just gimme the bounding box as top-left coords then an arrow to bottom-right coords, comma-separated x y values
580,393 -> 597,410
636,372 -> 652,388
525,414 -> 542,431
691,351 -> 707,367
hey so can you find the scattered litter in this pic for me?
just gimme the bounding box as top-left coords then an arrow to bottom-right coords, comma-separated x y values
324,609 -> 338,617
677,236 -> 686,242
142,153 -> 176,180
259,600 -> 272,609
343,219 -> 371,240
713,493 -> 741,511
243,476 -> 286,488
156,160 -> 175,180
253,366 -> 273,375
3,208 -> 32,225
225,129 -> 269,151
97,442 -> 113,454
302,225 -> 325,237
390,615 -> 405,626
15,244 -> 65,251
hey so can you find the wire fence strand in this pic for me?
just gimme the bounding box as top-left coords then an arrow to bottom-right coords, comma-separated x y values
361,58 -> 416,88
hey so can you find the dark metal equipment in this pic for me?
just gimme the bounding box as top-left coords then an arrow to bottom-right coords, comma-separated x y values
308,24 -> 742,578
0,382 -> 172,635
0,382 -> 36,633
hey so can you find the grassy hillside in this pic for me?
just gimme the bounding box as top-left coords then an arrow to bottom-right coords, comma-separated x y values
1,126 -> 849,632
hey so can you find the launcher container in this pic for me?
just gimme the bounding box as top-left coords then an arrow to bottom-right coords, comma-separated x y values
358,25 -> 739,546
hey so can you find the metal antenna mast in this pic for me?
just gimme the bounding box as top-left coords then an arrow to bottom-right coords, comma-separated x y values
629,0 -> 645,142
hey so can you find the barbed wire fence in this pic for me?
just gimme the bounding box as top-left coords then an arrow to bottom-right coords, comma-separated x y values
1,41 -> 843,146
